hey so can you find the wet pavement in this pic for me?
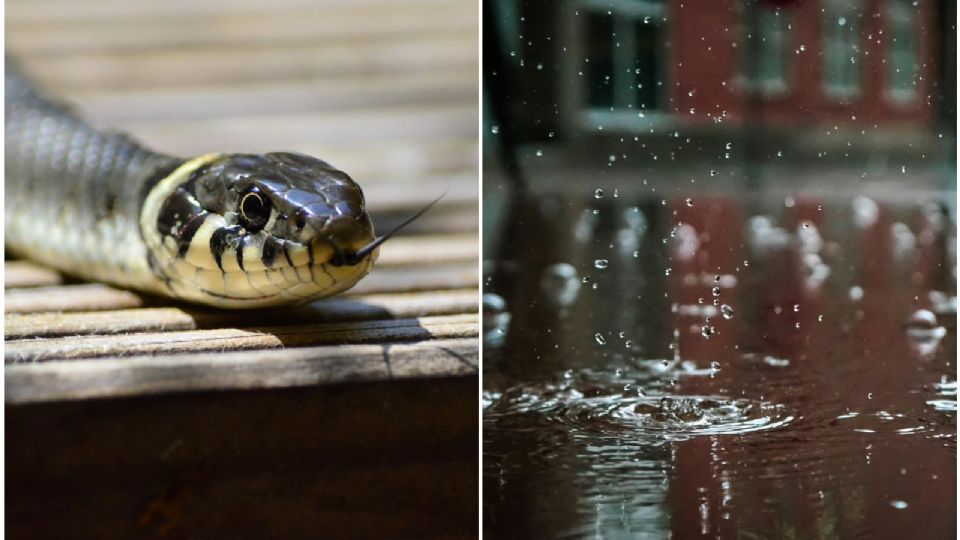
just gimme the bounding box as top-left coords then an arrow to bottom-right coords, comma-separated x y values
483,192 -> 956,539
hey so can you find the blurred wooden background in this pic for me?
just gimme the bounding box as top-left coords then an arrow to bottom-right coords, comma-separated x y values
5,0 -> 478,537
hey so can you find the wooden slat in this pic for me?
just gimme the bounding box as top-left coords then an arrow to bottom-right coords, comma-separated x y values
8,4 -> 473,55
6,337 -> 477,403
5,289 -> 478,339
69,71 -> 477,122
6,283 -> 150,313
4,261 -> 65,288
6,0 -> 466,25
13,35 -> 475,92
6,313 -> 478,363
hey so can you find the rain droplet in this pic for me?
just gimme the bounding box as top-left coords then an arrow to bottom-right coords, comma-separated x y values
490,125 -> 499,135
793,304 -> 800,312
685,197 -> 694,207
535,149 -> 543,157
712,287 -> 721,297
595,333 -> 607,345
721,304 -> 734,319
890,500 -> 908,510
665,268 -> 672,276
594,259 -> 609,269
701,326 -> 715,338
594,188 -> 604,198
710,361 -> 721,371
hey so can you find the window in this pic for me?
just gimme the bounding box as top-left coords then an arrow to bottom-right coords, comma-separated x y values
887,0 -> 918,102
739,2 -> 791,95
822,0 -> 861,100
574,0 -> 667,129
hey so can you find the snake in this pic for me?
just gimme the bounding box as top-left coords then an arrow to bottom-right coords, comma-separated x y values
5,63 -> 437,308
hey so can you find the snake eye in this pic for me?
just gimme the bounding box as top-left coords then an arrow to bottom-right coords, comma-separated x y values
239,187 -> 270,232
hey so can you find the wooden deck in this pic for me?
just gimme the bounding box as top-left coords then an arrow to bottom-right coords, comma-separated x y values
6,0 -> 478,537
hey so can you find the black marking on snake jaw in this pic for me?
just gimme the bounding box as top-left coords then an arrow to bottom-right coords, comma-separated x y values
176,213 -> 208,258
236,235 -> 245,271
262,237 -> 281,268
209,225 -> 244,271
281,243 -> 295,267
157,187 -> 204,240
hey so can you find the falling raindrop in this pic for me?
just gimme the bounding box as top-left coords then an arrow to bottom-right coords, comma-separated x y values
594,259 -> 609,270
595,333 -> 607,345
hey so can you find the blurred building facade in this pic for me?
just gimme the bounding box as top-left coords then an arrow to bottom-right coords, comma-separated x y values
487,0 -> 955,194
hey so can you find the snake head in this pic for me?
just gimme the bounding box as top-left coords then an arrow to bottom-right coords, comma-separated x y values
143,152 -> 380,307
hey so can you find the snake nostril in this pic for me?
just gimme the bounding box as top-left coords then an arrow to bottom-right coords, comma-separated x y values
294,214 -> 306,230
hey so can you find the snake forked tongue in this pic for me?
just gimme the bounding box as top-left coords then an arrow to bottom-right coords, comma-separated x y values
338,191 -> 447,266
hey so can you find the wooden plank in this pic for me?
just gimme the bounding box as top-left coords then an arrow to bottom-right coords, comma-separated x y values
6,377 -> 477,538
6,313 -> 479,363
12,35 -> 476,91
4,260 -> 64,288
5,288 -> 478,339
115,104 -> 473,155
5,283 -> 150,313
69,71 -> 477,122
7,0 -> 467,25
8,5 -> 473,55
6,337 -> 477,403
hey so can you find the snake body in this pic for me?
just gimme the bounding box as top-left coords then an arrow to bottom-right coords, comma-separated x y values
5,65 -> 379,308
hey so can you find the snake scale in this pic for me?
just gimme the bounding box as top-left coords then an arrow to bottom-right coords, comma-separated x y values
6,64 -> 433,308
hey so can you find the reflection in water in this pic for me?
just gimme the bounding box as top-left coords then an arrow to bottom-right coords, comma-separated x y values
484,195 -> 955,539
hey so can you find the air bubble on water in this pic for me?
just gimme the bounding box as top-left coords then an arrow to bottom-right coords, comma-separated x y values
595,333 -> 607,345
490,125 -> 499,135
793,304 -> 800,312
595,188 -> 604,198
701,326 -> 715,338
721,304 -> 734,319
686,197 -> 694,207
849,285 -> 864,301
609,155 -> 617,162
665,268 -> 672,276
818,314 -> 824,322
633,251 -> 640,258
743,260 -> 750,267
536,149 -> 543,157
536,63 -> 543,70
625,340 -> 634,349
594,259 -> 609,269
